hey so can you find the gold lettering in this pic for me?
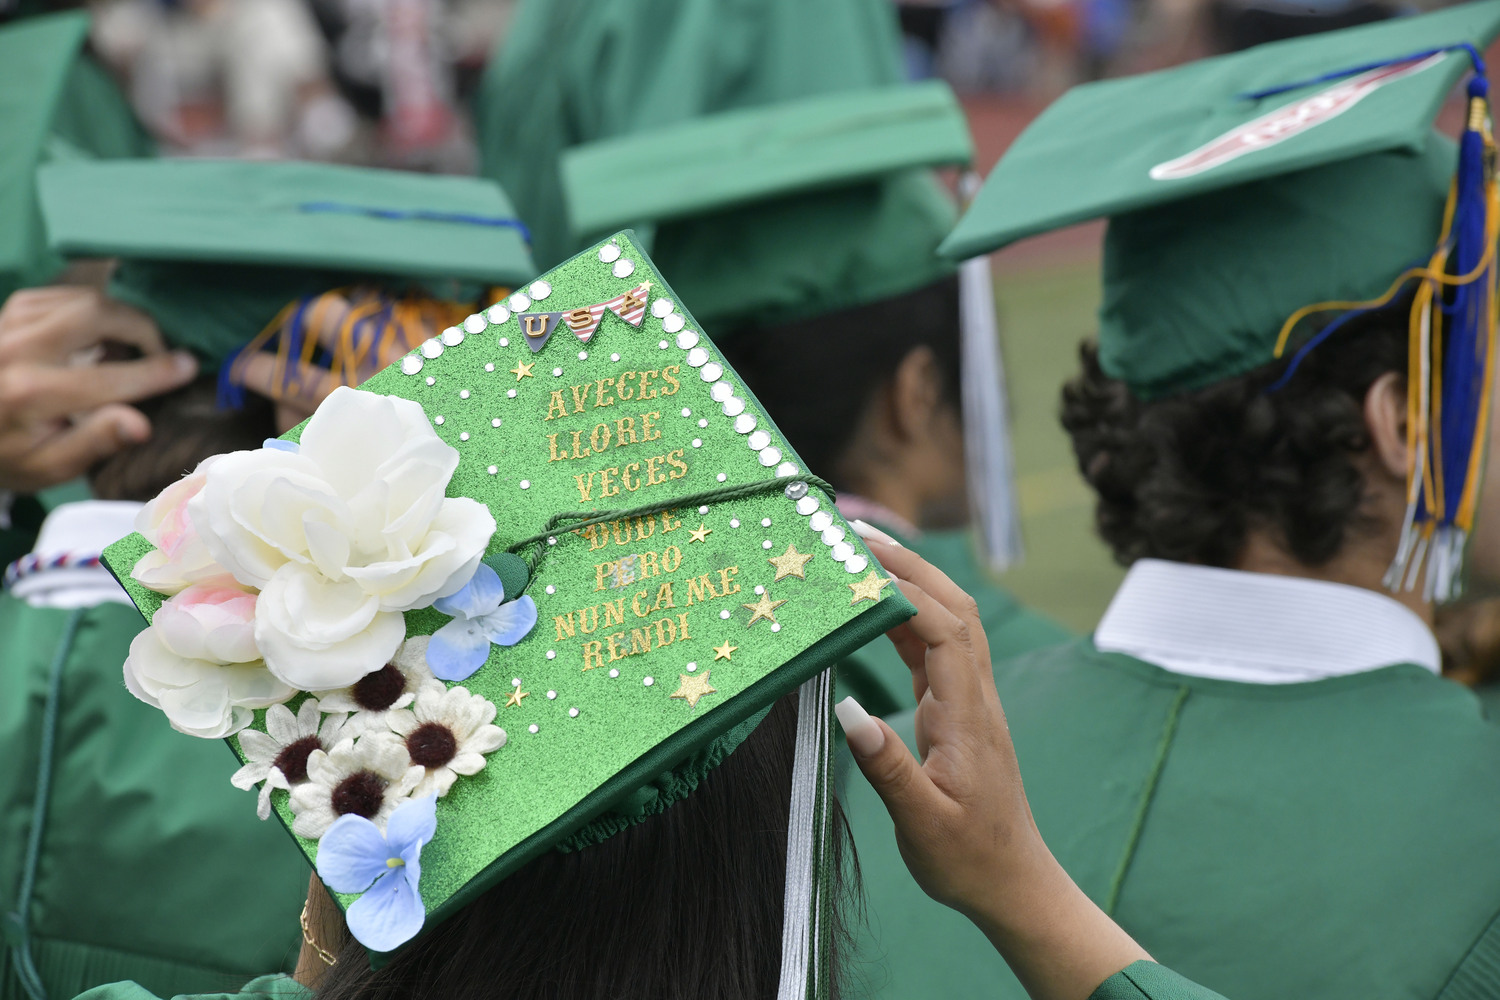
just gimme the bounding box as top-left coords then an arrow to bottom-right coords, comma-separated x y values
652,581 -> 676,612
603,599 -> 627,628
629,628 -> 653,656
641,410 -> 662,441
633,515 -> 655,541
718,566 -> 741,596
569,429 -> 591,460
615,415 -> 638,445
582,641 -> 606,671
590,423 -> 612,454
569,384 -> 590,414
653,617 -> 676,648
573,471 -> 597,504
610,519 -> 631,546
645,455 -> 665,485
631,589 -> 650,619
641,549 -> 660,579
621,462 -> 641,492
659,365 -> 681,396
666,449 -> 688,479
661,545 -> 682,573
607,633 -> 628,661
546,391 -> 569,421
685,574 -> 717,605
594,378 -> 616,408
594,561 -> 615,592
553,613 -> 577,642
548,433 -> 567,462
566,307 -> 593,331
660,509 -> 681,533
600,466 -> 620,497
617,373 -> 636,401
523,314 -> 551,340
675,612 -> 691,642
639,370 -> 659,399
578,606 -> 600,634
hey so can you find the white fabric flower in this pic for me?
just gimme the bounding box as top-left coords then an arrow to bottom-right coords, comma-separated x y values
124,624 -> 296,738
231,698 -> 352,819
288,732 -> 424,839
187,387 -> 496,691
132,457 -> 234,594
387,684 -> 506,798
314,636 -> 441,736
152,583 -> 259,663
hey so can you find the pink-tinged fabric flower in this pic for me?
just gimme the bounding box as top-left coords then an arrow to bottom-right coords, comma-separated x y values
187,387 -> 496,691
153,583 -> 260,663
123,625 -> 295,738
132,457 -> 234,595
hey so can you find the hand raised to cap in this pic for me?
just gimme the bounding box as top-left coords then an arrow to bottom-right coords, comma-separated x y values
0,286 -> 197,493
839,535 -> 1152,1000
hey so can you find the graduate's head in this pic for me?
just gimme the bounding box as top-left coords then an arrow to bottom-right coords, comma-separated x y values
717,275 -> 967,528
99,231 -> 907,1000
309,693 -> 860,1000
943,3 -> 1500,601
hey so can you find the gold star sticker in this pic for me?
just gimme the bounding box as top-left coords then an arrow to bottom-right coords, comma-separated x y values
510,358 -> 535,380
670,670 -> 717,709
688,522 -> 713,543
848,571 -> 892,604
742,592 -> 786,626
713,640 -> 738,661
767,543 -> 814,581
504,687 -> 530,707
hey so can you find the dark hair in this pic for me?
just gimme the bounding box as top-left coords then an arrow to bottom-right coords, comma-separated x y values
313,693 -> 860,1000
717,276 -> 962,489
1061,301 -> 1409,568
89,375 -> 276,502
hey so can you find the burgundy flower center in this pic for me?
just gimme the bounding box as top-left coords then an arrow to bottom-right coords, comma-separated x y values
406,722 -> 458,769
351,664 -> 406,711
331,770 -> 388,819
271,735 -> 323,784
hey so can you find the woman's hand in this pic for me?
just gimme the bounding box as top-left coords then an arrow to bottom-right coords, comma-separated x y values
0,287 -> 197,493
838,535 -> 1151,1000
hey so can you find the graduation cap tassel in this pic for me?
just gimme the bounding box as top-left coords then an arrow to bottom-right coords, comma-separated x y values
776,668 -> 834,1000
957,172 -> 1025,573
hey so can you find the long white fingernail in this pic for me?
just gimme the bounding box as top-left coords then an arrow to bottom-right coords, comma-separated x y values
850,519 -> 903,547
835,696 -> 885,757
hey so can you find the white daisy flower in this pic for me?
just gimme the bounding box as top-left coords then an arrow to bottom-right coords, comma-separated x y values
230,698 -> 352,819
387,684 -> 507,798
313,637 -> 441,736
288,732 -> 424,839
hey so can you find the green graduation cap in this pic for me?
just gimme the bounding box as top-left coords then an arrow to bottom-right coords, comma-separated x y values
100,231 -> 912,984
944,0 -> 1500,599
0,10 -> 149,300
561,82 -> 970,330
36,158 -> 536,373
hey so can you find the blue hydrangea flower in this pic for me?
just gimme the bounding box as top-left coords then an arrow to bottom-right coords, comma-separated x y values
315,794 -> 436,952
262,438 -> 299,453
426,563 -> 538,681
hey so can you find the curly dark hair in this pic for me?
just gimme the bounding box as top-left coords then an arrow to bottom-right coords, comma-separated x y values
1061,300 -> 1410,569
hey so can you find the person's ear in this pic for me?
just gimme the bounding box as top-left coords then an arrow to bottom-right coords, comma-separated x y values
1363,371 -> 1409,482
889,346 -> 943,443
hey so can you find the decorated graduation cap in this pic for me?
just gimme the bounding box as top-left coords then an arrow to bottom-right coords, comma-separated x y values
562,82 -> 1026,569
36,158 -> 535,401
0,10 -> 148,299
943,0 -> 1500,601
101,231 -> 911,990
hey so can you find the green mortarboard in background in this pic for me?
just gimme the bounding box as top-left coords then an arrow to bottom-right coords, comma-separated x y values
941,0 -> 1500,399
102,231 -> 913,987
0,11 -> 149,300
476,0 -> 908,272
562,82 -> 971,328
37,159 -> 536,367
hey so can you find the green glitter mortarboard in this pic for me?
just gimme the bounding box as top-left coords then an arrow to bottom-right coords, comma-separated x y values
101,233 -> 911,982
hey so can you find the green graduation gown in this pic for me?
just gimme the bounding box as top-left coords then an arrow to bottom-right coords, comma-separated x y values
71,975 -> 307,1000
843,639 -> 1500,1000
1,598 -> 307,1000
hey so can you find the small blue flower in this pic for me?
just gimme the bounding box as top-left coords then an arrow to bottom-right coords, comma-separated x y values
262,438 -> 299,453
426,563 -> 538,681
316,794 -> 436,952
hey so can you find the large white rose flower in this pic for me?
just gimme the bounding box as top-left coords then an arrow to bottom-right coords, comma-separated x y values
187,387 -> 496,690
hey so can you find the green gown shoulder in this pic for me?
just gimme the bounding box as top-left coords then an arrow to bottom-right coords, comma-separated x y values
1,599 -> 307,1000
1092,962 -> 1228,1000
72,974 -> 308,1000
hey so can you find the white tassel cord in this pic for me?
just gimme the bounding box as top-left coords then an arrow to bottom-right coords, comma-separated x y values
776,668 -> 833,1000
957,172 -> 1024,572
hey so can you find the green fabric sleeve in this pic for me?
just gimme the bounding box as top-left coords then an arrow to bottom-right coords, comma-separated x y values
1092,962 -> 1231,1000
70,974 -> 309,1000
